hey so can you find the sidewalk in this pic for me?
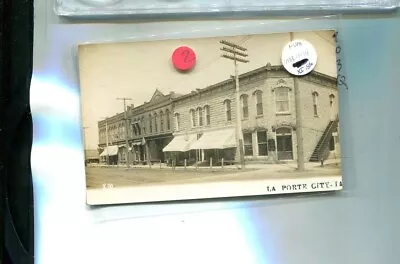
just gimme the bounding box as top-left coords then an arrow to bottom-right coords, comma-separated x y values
87,159 -> 340,172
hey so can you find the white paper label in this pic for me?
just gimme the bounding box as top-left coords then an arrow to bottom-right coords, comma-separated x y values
281,39 -> 317,76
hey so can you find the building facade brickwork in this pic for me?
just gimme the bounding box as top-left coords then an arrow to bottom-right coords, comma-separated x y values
97,64 -> 339,166
171,64 -> 339,165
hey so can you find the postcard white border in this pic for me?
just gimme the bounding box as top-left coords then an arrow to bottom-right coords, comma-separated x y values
87,175 -> 342,205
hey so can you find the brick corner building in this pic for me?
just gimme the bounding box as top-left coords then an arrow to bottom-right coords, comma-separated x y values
164,64 -> 340,166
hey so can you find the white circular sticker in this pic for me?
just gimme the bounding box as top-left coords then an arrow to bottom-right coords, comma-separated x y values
281,39 -> 317,76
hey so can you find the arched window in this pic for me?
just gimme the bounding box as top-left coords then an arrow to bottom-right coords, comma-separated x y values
312,92 -> 319,117
240,94 -> 249,119
166,109 -> 171,130
204,105 -> 210,125
224,99 -> 232,121
329,94 -> 335,106
149,114 -> 152,133
254,90 -> 263,116
276,127 -> 292,135
132,119 -> 137,136
160,111 -> 164,132
174,113 -> 180,131
190,109 -> 196,127
141,117 -> 145,135
154,113 -> 158,132
197,107 -> 203,126
275,87 -> 290,113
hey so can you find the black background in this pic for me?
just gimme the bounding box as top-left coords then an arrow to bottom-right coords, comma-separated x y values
0,0 -> 35,262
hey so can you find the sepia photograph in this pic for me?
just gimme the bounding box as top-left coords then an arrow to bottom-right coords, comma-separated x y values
78,30 -> 343,205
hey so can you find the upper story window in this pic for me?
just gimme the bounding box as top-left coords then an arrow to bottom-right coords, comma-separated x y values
141,117 -> 145,135
312,92 -> 319,117
121,125 -> 125,139
149,114 -> 153,133
254,90 -> 263,116
160,111 -> 164,132
224,99 -> 232,122
174,113 -> 180,131
137,120 -> 141,136
132,120 -> 137,136
197,107 -> 203,126
204,105 -> 210,125
154,112 -> 158,132
190,109 -> 196,128
275,87 -> 290,113
240,94 -> 249,119
329,94 -> 335,106
166,109 -> 171,130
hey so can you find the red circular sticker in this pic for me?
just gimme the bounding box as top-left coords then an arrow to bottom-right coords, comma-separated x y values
172,46 -> 196,71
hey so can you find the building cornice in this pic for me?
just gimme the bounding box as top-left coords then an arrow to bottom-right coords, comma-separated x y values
173,63 -> 337,104
99,64 -> 337,124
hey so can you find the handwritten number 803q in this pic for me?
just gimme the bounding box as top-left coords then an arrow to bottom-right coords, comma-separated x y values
333,31 -> 348,90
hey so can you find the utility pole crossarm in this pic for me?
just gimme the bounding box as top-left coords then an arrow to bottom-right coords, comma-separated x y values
221,54 -> 249,63
220,47 -> 248,57
220,40 -> 247,51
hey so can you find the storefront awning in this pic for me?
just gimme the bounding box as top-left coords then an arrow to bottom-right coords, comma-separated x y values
163,134 -> 198,152
189,128 -> 236,150
100,145 -> 119,156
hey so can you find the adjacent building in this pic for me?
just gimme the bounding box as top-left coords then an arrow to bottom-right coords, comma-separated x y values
97,90 -> 178,165
129,90 -> 178,164
98,112 -> 127,165
98,63 -> 340,166
84,149 -> 100,164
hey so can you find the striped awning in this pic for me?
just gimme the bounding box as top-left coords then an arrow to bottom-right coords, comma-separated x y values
189,128 -> 236,150
162,134 -> 198,152
99,145 -> 119,156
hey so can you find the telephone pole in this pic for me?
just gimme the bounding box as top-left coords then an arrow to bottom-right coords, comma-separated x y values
290,32 -> 305,171
220,40 -> 249,169
117,97 -> 132,168
100,117 -> 110,166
